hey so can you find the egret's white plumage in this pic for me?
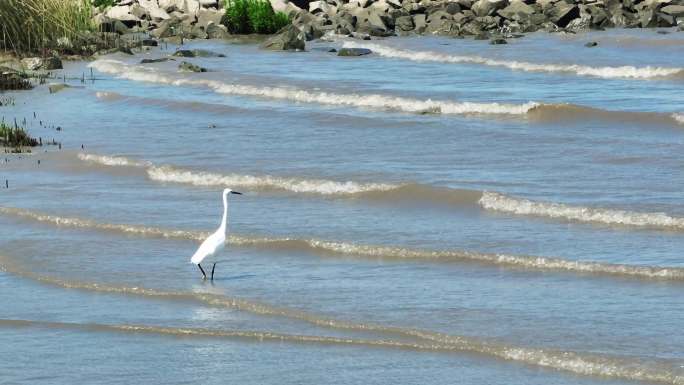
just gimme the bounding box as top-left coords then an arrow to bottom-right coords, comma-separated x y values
191,188 -> 241,279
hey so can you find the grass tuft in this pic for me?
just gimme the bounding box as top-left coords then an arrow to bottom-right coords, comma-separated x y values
221,0 -> 290,34
0,0 -> 93,55
0,119 -> 39,148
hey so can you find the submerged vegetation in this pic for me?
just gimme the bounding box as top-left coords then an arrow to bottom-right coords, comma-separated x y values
0,0 -> 93,54
0,119 -> 39,148
221,0 -> 290,34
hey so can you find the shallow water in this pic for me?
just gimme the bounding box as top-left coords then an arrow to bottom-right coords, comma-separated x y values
1,28 -> 683,384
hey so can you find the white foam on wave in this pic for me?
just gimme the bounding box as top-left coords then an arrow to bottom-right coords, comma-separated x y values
77,153 -> 149,168
89,59 -> 538,115
673,113 -> 684,125
78,152 -> 398,195
341,42 -> 684,80
3,205 -> 683,280
147,165 -> 398,195
479,191 -> 684,229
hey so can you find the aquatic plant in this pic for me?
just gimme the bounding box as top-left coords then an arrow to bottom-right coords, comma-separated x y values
0,119 -> 39,148
0,0 -> 93,54
221,0 -> 290,34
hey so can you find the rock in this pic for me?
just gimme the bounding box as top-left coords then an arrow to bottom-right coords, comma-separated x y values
43,56 -> 63,70
489,36 -> 507,44
584,41 -> 598,47
200,0 -> 218,7
149,7 -> 172,21
48,83 -> 70,94
474,31 -> 490,39
260,25 -> 306,50
337,47 -> 372,56
106,6 -> 139,22
656,12 -> 676,26
497,1 -> 535,22
197,8 -> 223,28
661,4 -> 684,17
639,9 -> 659,27
586,4 -> 608,27
413,13 -> 427,32
446,2 -> 461,14
206,23 -> 230,39
142,39 -> 159,47
547,2 -> 579,28
310,0 -> 336,15
396,15 -> 415,30
173,49 -> 226,57
118,46 -> 134,55
141,58 -> 173,63
159,0 -> 184,12
150,17 -> 182,38
178,61 -> 207,72
21,58 -> 43,71
270,0 -> 303,17
471,0 -> 509,17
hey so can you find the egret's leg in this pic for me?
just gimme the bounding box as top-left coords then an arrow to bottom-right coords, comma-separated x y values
211,263 -> 217,281
197,264 -> 207,279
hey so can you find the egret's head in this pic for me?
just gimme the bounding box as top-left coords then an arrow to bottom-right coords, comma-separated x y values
223,188 -> 242,196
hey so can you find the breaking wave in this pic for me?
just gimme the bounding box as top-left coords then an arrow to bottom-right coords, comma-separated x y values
76,152 -> 684,232
479,192 -> 684,230
0,265 -> 682,385
341,42 -> 684,80
78,153 -> 150,168
90,59 -> 538,116
146,165 -> 398,195
2,206 -> 683,281
673,113 -> 684,124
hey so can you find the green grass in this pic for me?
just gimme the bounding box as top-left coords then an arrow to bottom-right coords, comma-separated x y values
93,0 -> 116,8
221,0 -> 290,34
0,0 -> 93,54
0,119 -> 39,148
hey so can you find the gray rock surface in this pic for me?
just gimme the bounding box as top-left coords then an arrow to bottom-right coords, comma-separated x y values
260,25 -> 306,50
178,61 -> 207,72
337,47 -> 372,56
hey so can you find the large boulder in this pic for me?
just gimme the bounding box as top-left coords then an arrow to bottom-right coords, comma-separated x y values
661,4 -> 684,17
206,23 -> 230,38
159,0 -> 184,12
413,13 -> 428,32
337,47 -> 372,56
270,0 -> 303,17
260,25 -> 305,50
21,58 -> 43,71
471,0 -> 509,17
395,15 -> 415,30
547,2 -> 579,27
497,0 -> 535,22
106,6 -> 139,22
197,8 -> 223,28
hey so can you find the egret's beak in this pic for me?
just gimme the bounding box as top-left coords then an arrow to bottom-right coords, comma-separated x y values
231,191 -> 243,195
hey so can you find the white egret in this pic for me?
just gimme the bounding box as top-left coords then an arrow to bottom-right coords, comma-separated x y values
190,188 -> 242,280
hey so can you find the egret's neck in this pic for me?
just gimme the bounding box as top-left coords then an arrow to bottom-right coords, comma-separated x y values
219,192 -> 228,233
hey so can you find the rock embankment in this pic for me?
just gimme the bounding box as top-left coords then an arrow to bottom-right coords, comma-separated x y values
292,0 -> 684,39
94,0 -> 229,40
97,0 -> 684,44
